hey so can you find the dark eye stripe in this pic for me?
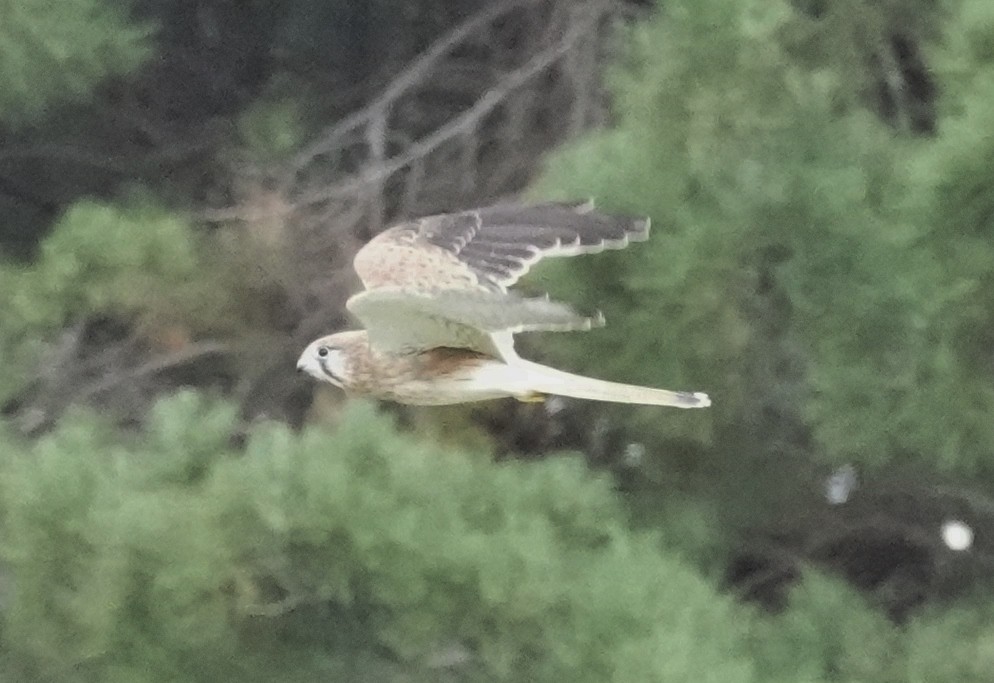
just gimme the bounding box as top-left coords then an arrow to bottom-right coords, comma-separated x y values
317,356 -> 344,385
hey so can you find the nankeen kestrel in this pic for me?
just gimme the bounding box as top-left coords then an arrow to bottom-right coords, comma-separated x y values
296,201 -> 710,408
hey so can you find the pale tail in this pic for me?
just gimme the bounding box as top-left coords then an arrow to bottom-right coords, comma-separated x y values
510,359 -> 710,408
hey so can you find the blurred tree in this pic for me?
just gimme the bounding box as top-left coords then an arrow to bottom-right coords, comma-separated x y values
0,0 -> 626,428
0,395 -> 757,682
0,0 -> 614,257
531,0 -> 994,630
532,0 -> 965,490
755,572 -> 911,682
0,0 -> 151,123
2,393 -> 988,682
0,199 -> 236,434
0,0 -> 152,253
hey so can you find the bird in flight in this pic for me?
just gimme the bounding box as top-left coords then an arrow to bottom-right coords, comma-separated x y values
297,200 -> 710,408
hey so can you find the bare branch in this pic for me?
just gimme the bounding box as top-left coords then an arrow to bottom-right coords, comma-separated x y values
363,108 -> 389,234
286,0 -> 538,175
290,11 -> 598,209
77,341 -> 230,402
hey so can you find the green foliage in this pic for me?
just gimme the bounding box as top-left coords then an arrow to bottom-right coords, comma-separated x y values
6,393 -> 993,682
890,0 -> 994,471
930,0 -> 994,101
781,0 -> 946,117
903,600 -> 994,682
751,573 -> 900,683
0,394 -> 757,682
0,199 -> 231,402
0,0 -> 152,122
533,0 -> 994,474
14,201 -> 199,327
237,98 -> 306,160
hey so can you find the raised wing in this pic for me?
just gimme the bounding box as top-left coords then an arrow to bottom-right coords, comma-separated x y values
346,286 -> 601,358
352,200 -> 650,293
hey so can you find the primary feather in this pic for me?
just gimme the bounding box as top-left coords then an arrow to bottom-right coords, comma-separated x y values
352,200 -> 649,293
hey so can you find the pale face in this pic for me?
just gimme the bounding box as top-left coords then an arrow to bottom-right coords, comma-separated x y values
296,337 -> 349,387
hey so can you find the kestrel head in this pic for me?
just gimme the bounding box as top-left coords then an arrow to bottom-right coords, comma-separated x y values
296,330 -> 366,387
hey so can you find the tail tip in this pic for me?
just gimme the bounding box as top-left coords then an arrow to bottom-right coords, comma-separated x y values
678,391 -> 711,408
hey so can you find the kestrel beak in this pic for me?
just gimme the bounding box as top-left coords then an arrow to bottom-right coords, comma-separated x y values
295,350 -> 313,376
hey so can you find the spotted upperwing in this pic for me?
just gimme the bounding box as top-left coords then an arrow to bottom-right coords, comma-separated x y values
352,200 -> 651,293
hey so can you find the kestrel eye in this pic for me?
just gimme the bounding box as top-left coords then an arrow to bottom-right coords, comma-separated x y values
317,346 -> 329,358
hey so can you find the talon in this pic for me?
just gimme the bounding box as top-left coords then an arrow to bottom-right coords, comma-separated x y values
515,391 -> 546,404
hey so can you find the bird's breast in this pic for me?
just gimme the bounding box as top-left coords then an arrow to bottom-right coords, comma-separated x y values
413,347 -> 492,378
356,346 -> 500,405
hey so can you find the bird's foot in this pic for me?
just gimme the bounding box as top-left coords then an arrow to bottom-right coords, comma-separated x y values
515,391 -> 547,404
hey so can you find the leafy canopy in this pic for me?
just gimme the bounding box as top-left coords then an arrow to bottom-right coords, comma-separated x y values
534,0 -> 994,476
0,0 -> 152,122
0,394 -> 758,682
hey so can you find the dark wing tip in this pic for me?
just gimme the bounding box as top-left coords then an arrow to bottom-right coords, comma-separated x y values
566,198 -> 651,244
677,391 -> 711,408
630,215 -> 651,242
